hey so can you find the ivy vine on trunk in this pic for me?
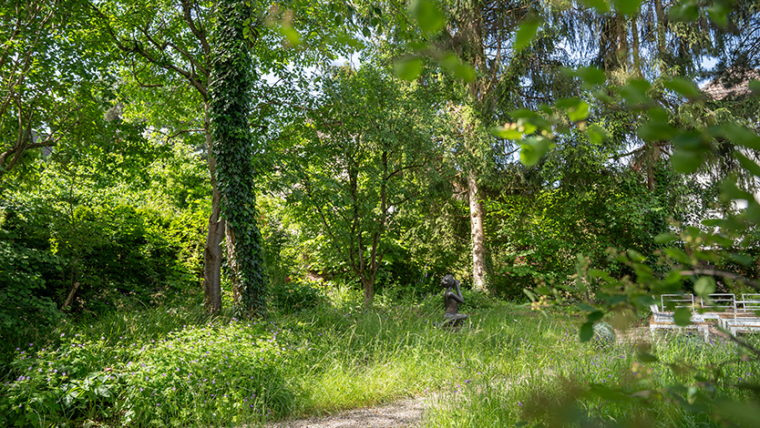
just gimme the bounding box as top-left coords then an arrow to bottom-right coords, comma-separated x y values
209,0 -> 266,317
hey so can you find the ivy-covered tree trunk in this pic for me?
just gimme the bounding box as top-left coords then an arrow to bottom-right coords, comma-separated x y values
209,0 -> 266,317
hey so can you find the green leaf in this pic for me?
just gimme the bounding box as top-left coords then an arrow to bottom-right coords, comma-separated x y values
563,66 -> 606,86
611,0 -> 642,16
721,123 -> 760,150
394,57 -> 423,81
453,63 -> 476,81
569,100 -> 590,122
728,253 -> 753,266
490,126 -> 522,140
694,277 -> 716,296
707,0 -> 734,27
674,307 -> 692,326
587,310 -> 604,322
637,351 -> 659,363
620,79 -> 651,105
441,53 -> 476,82
580,321 -> 594,342
664,248 -> 692,264
665,270 -> 683,285
671,149 -> 704,174
636,295 -> 656,307
520,136 -> 552,166
673,131 -> 707,150
279,26 -> 300,47
670,1 -> 699,22
517,118 -> 538,134
664,78 -> 700,98
750,80 -> 760,95
637,121 -> 678,141
577,66 -> 606,85
589,269 -> 612,281
514,17 -> 542,51
735,152 -> 760,178
409,0 -> 445,33
627,249 -> 645,262
654,233 -> 678,244
720,178 -> 754,201
586,124 -> 607,145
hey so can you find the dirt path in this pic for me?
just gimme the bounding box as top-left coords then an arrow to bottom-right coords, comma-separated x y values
266,397 -> 426,428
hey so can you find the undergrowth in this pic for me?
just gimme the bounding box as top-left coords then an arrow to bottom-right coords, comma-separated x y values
1,287 -> 758,427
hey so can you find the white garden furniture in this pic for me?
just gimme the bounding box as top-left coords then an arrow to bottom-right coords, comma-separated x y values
649,293 -> 760,340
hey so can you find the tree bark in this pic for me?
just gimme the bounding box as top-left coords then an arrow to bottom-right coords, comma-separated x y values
631,14 -> 643,77
468,171 -> 487,293
363,276 -> 374,307
226,222 -> 239,304
63,282 -> 80,310
654,0 -> 667,73
203,113 -> 223,313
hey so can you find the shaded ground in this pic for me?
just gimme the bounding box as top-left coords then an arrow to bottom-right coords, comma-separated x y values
266,398 -> 426,428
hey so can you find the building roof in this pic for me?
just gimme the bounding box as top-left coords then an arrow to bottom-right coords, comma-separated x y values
702,69 -> 760,101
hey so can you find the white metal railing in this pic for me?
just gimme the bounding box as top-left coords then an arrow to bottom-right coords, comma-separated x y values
650,293 -> 760,339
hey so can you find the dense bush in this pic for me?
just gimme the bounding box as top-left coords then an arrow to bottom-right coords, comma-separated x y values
486,167 -> 678,299
1,202 -> 203,315
0,317 -> 293,427
0,229 -> 63,336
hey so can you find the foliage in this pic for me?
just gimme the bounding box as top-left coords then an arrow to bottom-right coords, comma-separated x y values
0,308 -> 292,427
3,0 -> 760,426
269,279 -> 325,314
0,228 -> 63,339
3,297 -> 760,427
481,0 -> 760,424
276,61 -> 448,305
209,0 -> 266,317
0,0 -> 112,182
0,124 -> 208,362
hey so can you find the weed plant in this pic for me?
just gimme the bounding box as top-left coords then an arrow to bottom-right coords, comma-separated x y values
1,289 -> 758,427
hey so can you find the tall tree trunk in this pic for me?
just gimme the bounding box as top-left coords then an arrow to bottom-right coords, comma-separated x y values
203,116 -> 224,313
647,143 -> 661,191
631,14 -> 643,77
209,0 -> 266,317
654,0 -> 667,73
468,171 -> 487,293
616,14 -> 629,72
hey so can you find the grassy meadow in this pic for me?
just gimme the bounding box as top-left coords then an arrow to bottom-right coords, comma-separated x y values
1,287 -> 759,427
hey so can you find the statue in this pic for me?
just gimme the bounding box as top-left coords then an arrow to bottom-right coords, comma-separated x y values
437,275 -> 468,328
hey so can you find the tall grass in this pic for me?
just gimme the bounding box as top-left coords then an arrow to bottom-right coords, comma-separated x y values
2,288 -> 758,427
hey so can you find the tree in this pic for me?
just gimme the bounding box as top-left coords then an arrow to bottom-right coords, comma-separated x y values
208,0 -> 266,316
90,0 -> 228,311
437,0 -> 570,292
91,0 -> 358,313
280,63 -> 445,306
0,0 -> 109,182
490,0 -> 760,423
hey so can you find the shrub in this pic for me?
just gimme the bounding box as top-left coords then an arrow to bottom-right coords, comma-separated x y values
269,280 -> 325,314
0,320 -> 295,427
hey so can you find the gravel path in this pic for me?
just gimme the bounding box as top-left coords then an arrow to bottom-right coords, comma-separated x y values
266,397 -> 426,428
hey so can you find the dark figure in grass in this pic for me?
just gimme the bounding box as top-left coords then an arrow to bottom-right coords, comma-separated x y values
437,275 -> 468,328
